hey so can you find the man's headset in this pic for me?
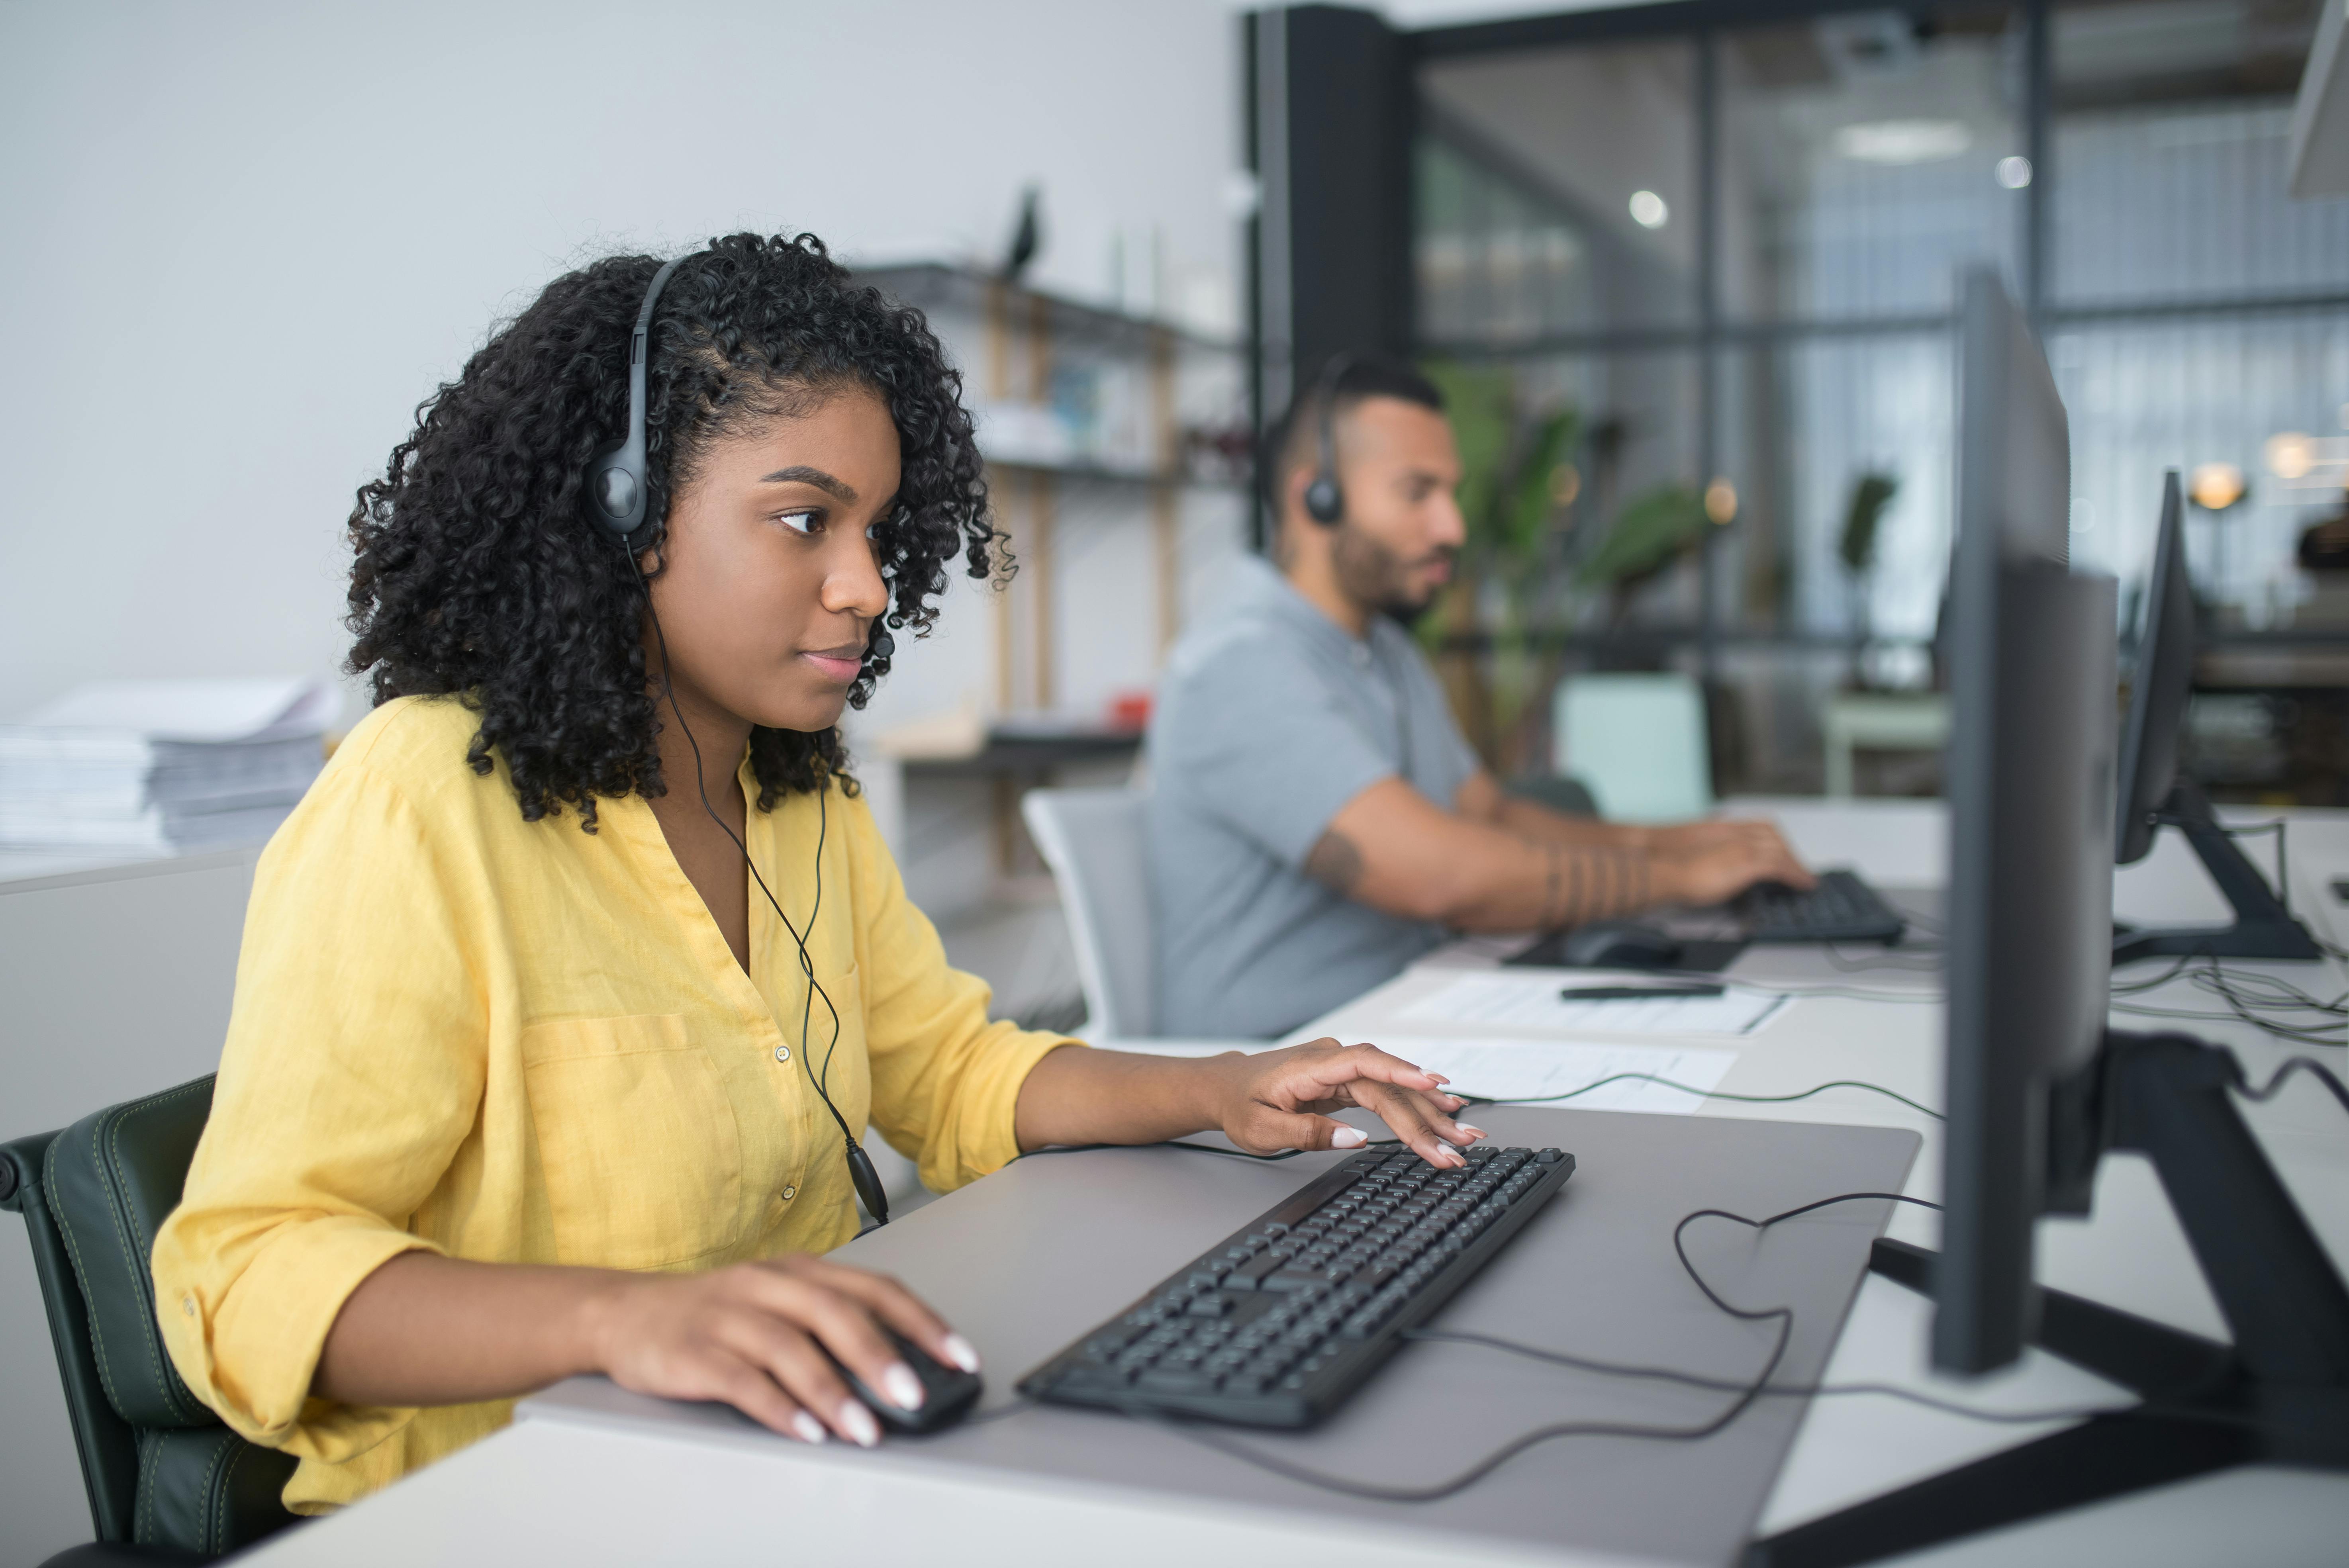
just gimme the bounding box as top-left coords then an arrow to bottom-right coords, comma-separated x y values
1300,353 -> 1356,527
581,252 -> 895,1226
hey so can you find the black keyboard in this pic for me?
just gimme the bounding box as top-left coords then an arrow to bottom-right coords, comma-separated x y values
1020,1143 -> 1576,1429
1734,868 -> 1906,944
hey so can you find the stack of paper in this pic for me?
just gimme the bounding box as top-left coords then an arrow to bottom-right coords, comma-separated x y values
0,677 -> 334,851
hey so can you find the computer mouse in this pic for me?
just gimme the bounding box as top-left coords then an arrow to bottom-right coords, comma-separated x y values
1557,921 -> 1686,969
827,1328 -> 984,1436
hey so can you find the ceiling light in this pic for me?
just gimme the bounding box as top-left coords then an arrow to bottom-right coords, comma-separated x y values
2188,462 -> 2245,511
1628,190 -> 1669,229
1834,119 -> 1973,164
1995,155 -> 2033,189
2267,432 -> 2316,480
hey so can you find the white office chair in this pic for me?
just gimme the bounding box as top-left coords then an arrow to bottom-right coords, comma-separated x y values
1554,673 -> 1713,824
1020,787 -> 1254,1053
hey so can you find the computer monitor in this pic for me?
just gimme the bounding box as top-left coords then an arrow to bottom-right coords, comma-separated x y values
1934,267 -> 2118,1376
2115,472 -> 2192,867
1751,271 -> 2349,1568
2108,472 -> 2320,962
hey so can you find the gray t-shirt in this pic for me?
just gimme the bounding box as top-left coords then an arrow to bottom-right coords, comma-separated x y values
1148,557 -> 1480,1038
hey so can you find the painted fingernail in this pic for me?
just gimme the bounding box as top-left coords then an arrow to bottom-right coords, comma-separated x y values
1458,1124 -> 1487,1139
1424,1072 -> 1452,1085
942,1333 -> 983,1373
883,1362 -> 926,1411
1331,1126 -> 1368,1148
839,1400 -> 882,1447
792,1411 -> 829,1445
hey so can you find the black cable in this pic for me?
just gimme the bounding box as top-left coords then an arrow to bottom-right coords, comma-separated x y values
625,546 -> 876,1215
1757,982 -> 1942,1002
1822,943 -> 1946,973
2111,953 -> 2347,1046
1123,1191 -> 1932,1502
1013,1136 -> 1407,1165
960,1396 -> 1038,1427
1460,1074 -> 1945,1121
2231,1055 -> 2349,1117
1395,1329 -> 2126,1425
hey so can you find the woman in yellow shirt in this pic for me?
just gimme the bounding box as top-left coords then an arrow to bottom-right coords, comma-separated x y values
152,231 -> 1483,1513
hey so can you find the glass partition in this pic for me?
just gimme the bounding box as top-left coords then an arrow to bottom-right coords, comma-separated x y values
1397,0 -> 2349,800
1718,6 -> 2026,322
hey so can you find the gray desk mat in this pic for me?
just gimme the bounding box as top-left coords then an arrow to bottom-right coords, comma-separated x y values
529,1107 -> 1919,1567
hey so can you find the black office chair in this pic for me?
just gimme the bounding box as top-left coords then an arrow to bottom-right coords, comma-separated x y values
0,1075 -> 300,1564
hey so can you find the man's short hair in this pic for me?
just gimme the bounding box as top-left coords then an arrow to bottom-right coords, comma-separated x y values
1261,354 -> 1446,512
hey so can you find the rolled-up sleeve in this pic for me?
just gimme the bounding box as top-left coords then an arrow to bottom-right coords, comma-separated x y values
842,793 -> 1075,1191
153,767 -> 485,1464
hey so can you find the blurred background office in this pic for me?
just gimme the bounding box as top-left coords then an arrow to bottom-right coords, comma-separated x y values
4,4 -> 2348,1555
8,0 -> 2349,1030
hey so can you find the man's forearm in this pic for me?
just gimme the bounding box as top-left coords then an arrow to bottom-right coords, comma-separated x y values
1491,795 -> 1651,850
1438,835 -> 1657,931
1313,777 -> 1675,931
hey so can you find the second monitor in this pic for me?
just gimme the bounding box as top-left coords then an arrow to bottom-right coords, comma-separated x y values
2111,469 -> 2320,964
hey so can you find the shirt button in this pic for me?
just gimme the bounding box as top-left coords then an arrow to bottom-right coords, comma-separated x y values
182,1295 -> 196,1317
781,1186 -> 798,1202
774,1044 -> 791,1063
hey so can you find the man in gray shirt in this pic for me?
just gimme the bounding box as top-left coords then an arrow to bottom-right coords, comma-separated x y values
1148,357 -> 1809,1038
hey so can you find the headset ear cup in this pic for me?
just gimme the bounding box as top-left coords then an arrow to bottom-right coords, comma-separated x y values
1304,474 -> 1344,526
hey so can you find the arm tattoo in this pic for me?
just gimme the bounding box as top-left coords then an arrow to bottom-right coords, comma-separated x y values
1304,829 -> 1366,895
1552,844 -> 1657,925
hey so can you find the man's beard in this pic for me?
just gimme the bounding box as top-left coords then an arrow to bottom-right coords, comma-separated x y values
1331,523 -> 1452,623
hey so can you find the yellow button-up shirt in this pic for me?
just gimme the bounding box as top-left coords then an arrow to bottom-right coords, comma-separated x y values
152,695 -> 1073,1511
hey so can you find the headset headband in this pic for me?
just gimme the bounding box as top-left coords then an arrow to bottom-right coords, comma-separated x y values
582,255 -> 688,545
1302,353 -> 1355,527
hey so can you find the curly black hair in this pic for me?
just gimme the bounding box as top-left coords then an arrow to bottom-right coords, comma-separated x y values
346,231 -> 995,829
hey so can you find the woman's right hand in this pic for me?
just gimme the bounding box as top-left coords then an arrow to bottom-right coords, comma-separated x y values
584,1253 -> 980,1447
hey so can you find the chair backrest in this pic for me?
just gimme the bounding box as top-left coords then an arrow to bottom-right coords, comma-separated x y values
1021,787 -> 1154,1039
0,1076 -> 298,1558
1554,673 -> 1714,824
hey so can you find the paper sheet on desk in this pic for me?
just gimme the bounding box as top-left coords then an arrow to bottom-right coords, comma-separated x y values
1381,1036 -> 1737,1115
1403,972 -> 1787,1036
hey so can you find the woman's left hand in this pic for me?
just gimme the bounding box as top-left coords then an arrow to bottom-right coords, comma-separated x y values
1207,1039 -> 1485,1167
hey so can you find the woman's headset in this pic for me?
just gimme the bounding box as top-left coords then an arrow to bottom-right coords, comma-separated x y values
583,252 -> 895,1226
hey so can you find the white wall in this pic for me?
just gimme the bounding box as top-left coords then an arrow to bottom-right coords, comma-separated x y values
0,0 -> 1242,726
0,6 -> 1243,1558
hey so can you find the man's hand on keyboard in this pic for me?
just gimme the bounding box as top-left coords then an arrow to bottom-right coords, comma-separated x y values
1210,1039 -> 1486,1169
1651,819 -> 1815,906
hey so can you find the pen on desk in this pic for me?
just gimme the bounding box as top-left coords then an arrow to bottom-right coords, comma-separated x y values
1560,984 -> 1728,1001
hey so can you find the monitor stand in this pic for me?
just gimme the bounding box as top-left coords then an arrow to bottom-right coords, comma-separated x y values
2111,780 -> 2322,965
1746,1030 -> 2349,1568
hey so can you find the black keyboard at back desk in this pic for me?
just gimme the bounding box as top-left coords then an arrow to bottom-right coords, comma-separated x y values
1735,868 -> 1908,945
1021,1143 -> 1577,1429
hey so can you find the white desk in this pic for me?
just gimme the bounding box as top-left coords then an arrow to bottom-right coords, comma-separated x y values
221,803 -> 2349,1565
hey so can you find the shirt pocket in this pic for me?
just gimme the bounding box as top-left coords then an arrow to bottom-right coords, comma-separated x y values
519,1014 -> 745,1270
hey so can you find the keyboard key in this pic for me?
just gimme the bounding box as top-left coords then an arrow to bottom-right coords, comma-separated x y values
1054,1366 -> 1137,1396
1137,1368 -> 1216,1395
1224,1253 -> 1288,1291
1536,1149 -> 1564,1164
